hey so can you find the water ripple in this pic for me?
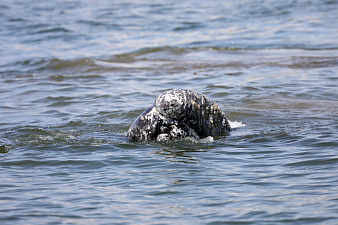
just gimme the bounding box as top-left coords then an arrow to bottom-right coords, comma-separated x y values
1,1 -> 338,224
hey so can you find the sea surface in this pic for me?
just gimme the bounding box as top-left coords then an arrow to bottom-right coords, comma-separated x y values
1,0 -> 338,224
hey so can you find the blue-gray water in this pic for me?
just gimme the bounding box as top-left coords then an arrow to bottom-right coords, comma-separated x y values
1,0 -> 338,224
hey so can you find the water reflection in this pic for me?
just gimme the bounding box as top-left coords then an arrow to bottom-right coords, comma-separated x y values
153,141 -> 209,164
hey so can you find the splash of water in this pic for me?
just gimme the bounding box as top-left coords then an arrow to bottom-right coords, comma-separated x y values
229,120 -> 246,129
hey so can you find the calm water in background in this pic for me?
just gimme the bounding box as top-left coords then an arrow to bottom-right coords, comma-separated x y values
1,0 -> 338,224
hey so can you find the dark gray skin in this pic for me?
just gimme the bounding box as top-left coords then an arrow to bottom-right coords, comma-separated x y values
127,89 -> 231,142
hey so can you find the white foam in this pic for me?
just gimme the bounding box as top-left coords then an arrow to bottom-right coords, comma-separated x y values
229,120 -> 246,129
199,136 -> 214,143
183,136 -> 214,143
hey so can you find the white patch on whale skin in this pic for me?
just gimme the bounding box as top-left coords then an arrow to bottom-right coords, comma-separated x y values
156,134 -> 170,142
181,136 -> 214,143
155,89 -> 188,120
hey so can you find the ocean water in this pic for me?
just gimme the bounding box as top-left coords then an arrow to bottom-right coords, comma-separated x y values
1,0 -> 338,224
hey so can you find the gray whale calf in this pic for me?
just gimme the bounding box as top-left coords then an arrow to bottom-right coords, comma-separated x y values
127,89 -> 231,142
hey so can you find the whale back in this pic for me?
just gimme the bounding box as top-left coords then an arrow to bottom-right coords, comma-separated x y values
127,89 -> 231,142
155,89 -> 230,138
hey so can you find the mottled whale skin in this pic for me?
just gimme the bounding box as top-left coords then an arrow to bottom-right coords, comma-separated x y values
127,89 -> 231,142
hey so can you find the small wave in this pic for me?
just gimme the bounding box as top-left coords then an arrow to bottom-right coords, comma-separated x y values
35,27 -> 70,34
3,57 -> 101,75
229,120 -> 246,129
